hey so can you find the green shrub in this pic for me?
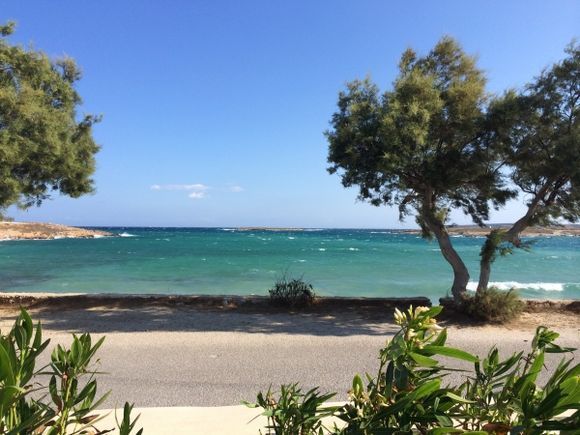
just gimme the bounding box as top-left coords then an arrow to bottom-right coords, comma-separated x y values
268,276 -> 316,308
462,286 -> 524,322
336,306 -> 479,434
244,384 -> 337,435
248,306 -> 579,434
0,309 -> 143,434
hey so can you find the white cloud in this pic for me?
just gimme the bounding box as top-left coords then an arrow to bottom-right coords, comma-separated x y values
150,184 -> 208,191
151,183 -> 240,200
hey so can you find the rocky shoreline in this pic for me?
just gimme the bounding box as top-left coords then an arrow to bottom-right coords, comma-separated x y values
403,224 -> 580,237
0,222 -> 111,240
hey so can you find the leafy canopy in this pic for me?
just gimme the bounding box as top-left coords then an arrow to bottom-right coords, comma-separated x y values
0,22 -> 100,211
326,37 -> 515,233
489,41 -> 580,225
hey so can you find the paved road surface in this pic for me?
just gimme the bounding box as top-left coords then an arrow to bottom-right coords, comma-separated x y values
0,306 -> 577,407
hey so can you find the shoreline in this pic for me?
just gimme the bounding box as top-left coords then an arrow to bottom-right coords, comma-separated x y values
2,222 -> 579,239
0,221 -> 111,240
1,292 -> 578,323
403,224 -> 580,237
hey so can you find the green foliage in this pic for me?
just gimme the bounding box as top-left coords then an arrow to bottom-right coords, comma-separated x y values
335,306 -> 478,434
0,309 -> 143,434
326,37 -> 579,301
248,307 -> 579,434
46,333 -> 108,434
475,42 -> 580,293
0,21 -> 100,211
480,230 -> 511,264
462,287 -> 524,322
326,37 -> 517,301
488,41 -> 580,226
458,326 -> 579,434
0,308 -> 51,432
245,384 -> 337,435
117,403 -> 144,435
326,37 -> 514,230
268,276 -> 316,308
480,230 -> 534,264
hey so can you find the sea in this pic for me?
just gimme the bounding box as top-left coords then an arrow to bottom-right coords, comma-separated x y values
0,228 -> 578,302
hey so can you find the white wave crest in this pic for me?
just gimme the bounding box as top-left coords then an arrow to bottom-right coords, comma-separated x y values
119,232 -> 137,237
466,281 -> 564,292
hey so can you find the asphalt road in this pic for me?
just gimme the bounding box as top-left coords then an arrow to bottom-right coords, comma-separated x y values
1,306 -> 578,407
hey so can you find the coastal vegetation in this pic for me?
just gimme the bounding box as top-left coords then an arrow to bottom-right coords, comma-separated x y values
268,276 -> 316,308
0,22 -> 99,215
326,38 -> 579,305
475,42 -> 580,292
248,306 -> 579,434
460,287 -> 523,323
0,309 -> 142,434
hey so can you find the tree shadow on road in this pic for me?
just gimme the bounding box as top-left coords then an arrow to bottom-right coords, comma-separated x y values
0,297 -> 403,336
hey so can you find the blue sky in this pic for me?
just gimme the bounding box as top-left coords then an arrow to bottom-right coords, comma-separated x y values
3,0 -> 579,228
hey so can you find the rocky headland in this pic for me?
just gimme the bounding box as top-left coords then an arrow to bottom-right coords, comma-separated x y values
0,221 -> 111,240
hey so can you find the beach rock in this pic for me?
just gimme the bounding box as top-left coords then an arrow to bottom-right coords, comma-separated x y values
0,221 -> 111,240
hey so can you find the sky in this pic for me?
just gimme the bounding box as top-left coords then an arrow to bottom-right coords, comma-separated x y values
2,0 -> 579,228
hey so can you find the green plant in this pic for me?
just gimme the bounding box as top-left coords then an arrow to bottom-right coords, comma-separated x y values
0,309 -> 143,434
248,306 -> 579,435
459,326 -> 579,434
245,383 -> 337,435
336,306 -> 478,434
0,308 -> 52,433
462,287 -> 524,322
117,402 -> 144,435
45,333 -> 108,434
268,276 -> 316,308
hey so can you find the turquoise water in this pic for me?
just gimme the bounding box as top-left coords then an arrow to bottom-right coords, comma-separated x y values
0,228 -> 578,302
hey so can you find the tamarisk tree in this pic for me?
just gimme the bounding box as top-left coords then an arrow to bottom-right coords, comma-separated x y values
327,37 -> 514,302
0,22 -> 100,213
477,42 -> 579,291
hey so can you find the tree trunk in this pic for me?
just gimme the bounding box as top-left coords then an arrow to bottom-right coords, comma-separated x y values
421,198 -> 470,302
477,183 -> 551,292
477,215 -> 531,292
477,260 -> 491,293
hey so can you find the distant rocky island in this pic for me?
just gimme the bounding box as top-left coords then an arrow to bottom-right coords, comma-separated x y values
2,222 -> 578,240
235,225 -> 580,236
403,224 -> 580,237
0,222 -> 111,240
235,227 -> 307,232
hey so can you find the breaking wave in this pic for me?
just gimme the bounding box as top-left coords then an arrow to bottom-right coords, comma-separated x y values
466,281 -> 564,292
